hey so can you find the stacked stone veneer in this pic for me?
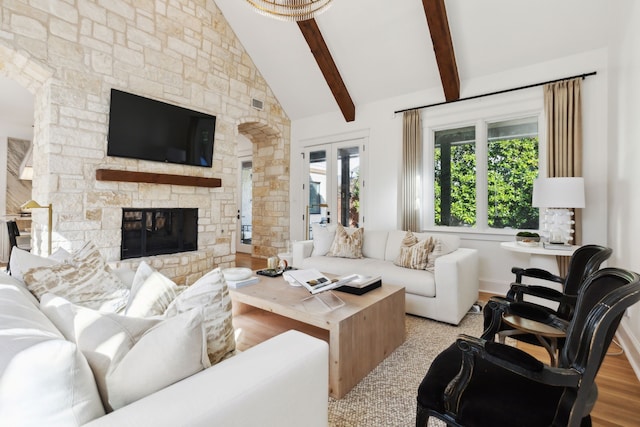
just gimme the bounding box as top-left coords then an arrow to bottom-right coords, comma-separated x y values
0,1 -> 290,284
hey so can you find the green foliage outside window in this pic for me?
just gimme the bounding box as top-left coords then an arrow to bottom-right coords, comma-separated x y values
487,137 -> 539,229
435,136 -> 539,229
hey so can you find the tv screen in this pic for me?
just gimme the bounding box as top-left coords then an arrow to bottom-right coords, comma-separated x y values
107,89 -> 216,168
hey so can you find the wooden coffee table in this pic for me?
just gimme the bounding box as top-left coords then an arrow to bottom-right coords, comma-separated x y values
229,273 -> 406,399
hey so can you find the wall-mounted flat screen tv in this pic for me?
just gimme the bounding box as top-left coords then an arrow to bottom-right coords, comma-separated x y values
107,89 -> 216,168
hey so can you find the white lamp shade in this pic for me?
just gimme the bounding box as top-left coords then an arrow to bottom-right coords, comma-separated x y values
532,177 -> 585,208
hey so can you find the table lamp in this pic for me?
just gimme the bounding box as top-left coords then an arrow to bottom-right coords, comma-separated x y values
532,177 -> 585,245
20,200 -> 52,255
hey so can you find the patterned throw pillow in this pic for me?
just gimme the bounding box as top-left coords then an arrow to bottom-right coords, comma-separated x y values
164,268 -> 236,365
425,238 -> 447,272
394,231 -> 435,270
327,224 -> 364,259
24,242 -> 130,312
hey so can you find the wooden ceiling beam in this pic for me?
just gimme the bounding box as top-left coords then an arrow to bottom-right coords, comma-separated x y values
297,18 -> 355,122
422,0 -> 460,101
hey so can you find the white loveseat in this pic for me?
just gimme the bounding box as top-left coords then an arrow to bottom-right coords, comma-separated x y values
293,228 -> 479,325
0,249 -> 329,427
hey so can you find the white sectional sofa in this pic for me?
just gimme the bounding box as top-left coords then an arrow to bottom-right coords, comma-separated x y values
0,249 -> 329,427
293,228 -> 479,325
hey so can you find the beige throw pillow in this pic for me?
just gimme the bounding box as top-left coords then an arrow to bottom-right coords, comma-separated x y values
165,268 -> 236,365
24,242 -> 130,312
394,231 -> 435,270
326,224 -> 364,259
425,237 -> 449,272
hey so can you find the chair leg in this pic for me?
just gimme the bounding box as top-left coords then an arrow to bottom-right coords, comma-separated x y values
416,402 -> 430,427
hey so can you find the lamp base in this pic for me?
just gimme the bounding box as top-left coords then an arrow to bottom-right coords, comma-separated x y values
541,208 -> 575,245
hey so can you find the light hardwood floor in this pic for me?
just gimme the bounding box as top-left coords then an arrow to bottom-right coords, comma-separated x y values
234,253 -> 640,426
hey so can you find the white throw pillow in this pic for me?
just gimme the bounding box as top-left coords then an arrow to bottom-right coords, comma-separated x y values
165,268 -> 235,365
8,247 -> 58,283
24,242 -> 130,312
0,338 -> 106,426
311,223 -> 337,256
125,271 -> 185,317
40,294 -> 209,412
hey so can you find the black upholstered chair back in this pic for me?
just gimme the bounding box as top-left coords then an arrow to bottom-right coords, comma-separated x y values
561,268 -> 640,369
562,245 -> 613,296
6,220 -> 19,249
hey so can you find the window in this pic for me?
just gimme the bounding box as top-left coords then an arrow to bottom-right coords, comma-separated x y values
432,116 -> 539,231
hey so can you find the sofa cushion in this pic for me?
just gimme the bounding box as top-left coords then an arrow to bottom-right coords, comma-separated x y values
311,223 -> 337,256
361,229 -> 388,260
125,265 -> 185,317
165,268 -> 236,365
23,242 -> 130,312
327,224 -> 364,259
394,231 -> 435,270
0,282 -> 105,426
0,338 -> 106,427
40,294 -> 210,412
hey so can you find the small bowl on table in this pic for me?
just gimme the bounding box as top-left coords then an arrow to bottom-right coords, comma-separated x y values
515,234 -> 541,247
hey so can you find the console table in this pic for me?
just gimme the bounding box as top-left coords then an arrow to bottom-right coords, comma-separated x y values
500,241 -> 578,276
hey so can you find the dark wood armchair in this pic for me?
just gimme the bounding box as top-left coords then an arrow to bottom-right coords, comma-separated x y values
482,244 -> 612,343
416,267 -> 640,427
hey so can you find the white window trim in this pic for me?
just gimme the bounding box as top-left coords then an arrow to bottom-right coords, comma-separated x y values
421,88 -> 546,235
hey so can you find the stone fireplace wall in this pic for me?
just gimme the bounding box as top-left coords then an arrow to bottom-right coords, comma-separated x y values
0,1 -> 290,284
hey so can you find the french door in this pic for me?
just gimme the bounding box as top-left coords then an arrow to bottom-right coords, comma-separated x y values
303,139 -> 364,239
236,157 -> 252,253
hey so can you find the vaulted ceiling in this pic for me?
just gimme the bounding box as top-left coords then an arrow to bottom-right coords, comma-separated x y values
213,0 -> 610,121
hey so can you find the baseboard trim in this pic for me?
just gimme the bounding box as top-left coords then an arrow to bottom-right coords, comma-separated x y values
616,319 -> 640,381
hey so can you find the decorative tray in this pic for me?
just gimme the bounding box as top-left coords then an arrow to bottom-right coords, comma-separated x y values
256,267 -> 295,277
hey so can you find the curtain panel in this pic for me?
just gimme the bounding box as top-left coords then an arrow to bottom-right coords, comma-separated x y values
401,110 -> 423,232
544,78 -> 583,275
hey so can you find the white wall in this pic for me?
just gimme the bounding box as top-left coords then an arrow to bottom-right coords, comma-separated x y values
291,48 -> 609,295
608,0 -> 640,377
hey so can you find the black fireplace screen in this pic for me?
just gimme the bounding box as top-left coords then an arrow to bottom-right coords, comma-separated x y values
121,208 -> 198,259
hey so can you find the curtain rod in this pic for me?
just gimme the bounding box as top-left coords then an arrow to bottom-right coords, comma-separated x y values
394,71 -> 597,114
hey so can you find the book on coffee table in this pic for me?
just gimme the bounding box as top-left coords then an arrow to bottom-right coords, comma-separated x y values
335,275 -> 382,295
284,268 -> 358,294
226,276 -> 259,289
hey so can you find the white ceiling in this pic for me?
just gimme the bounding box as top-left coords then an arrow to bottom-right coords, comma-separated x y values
0,0 -> 611,128
214,0 -> 611,120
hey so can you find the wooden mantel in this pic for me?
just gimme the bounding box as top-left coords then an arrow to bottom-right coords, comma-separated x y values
96,169 -> 221,188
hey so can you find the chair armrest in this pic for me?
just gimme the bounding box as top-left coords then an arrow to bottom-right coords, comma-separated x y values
292,240 -> 313,268
432,248 -> 479,325
455,334 -> 580,387
509,284 -> 565,301
508,302 -> 570,332
511,267 -> 564,285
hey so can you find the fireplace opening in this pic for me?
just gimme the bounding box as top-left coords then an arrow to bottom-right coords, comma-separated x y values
121,208 -> 198,260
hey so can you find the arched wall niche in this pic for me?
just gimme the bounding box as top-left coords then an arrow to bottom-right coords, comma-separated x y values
237,119 -> 290,258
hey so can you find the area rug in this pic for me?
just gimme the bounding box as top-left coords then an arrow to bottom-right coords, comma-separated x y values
328,312 -> 483,426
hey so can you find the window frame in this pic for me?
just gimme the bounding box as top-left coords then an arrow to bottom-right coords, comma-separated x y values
422,88 -> 546,236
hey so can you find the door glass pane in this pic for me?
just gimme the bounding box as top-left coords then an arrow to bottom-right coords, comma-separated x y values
435,126 -> 476,226
487,117 -> 539,229
240,160 -> 252,244
309,150 -> 328,238
337,146 -> 360,227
